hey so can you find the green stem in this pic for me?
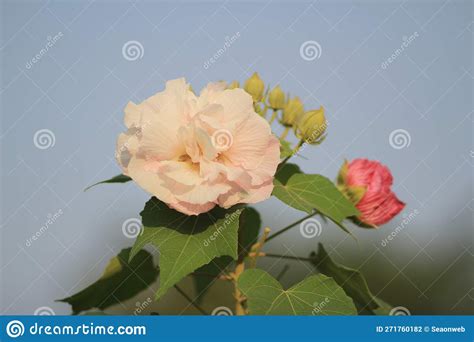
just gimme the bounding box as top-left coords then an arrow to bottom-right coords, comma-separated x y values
266,211 -> 318,242
276,264 -> 290,281
173,285 -> 208,315
277,139 -> 305,170
264,254 -> 314,262
269,109 -> 278,124
280,127 -> 290,140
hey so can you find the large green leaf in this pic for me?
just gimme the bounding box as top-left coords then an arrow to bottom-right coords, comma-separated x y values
272,171 -> 359,232
84,174 -> 131,191
238,269 -> 357,315
310,243 -> 378,312
58,248 -> 158,314
192,207 -> 261,302
130,198 -> 242,300
238,207 -> 262,257
274,163 -> 302,184
372,298 -> 394,315
140,197 -> 241,233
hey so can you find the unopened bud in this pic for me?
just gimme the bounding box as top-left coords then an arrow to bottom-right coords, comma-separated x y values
281,96 -> 304,126
244,72 -> 265,102
296,107 -> 327,144
268,85 -> 285,110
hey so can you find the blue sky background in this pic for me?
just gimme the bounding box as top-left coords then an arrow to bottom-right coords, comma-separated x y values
1,0 -> 472,315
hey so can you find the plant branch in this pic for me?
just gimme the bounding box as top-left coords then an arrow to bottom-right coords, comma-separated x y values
280,127 -> 290,140
263,253 -> 314,262
173,285 -> 208,315
276,264 -> 291,281
269,109 -> 278,124
231,261 -> 246,316
266,211 -> 318,242
278,139 -> 304,169
191,272 -> 231,281
249,227 -> 271,268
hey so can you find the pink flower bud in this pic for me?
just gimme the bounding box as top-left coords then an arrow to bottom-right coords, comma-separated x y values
337,159 -> 405,227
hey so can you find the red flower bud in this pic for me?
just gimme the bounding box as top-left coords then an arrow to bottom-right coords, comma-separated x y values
337,159 -> 405,227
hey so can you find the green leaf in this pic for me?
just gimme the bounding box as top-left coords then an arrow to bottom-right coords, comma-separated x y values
84,174 -> 131,191
238,207 -> 262,257
372,298 -> 393,315
272,172 -> 359,233
192,207 -> 261,302
238,269 -> 357,315
279,139 -> 293,159
310,243 -> 378,312
58,248 -> 158,315
130,198 -> 242,300
275,163 -> 302,185
140,197 -> 241,233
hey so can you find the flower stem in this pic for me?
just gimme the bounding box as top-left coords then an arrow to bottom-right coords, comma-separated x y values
278,139 -> 304,169
263,253 -> 314,262
280,127 -> 290,140
232,261 -> 246,316
269,109 -> 278,124
249,227 -> 271,268
173,285 -> 208,315
266,211 -> 317,242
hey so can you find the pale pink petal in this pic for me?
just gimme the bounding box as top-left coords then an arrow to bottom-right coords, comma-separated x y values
225,114 -> 272,169
169,201 -> 216,216
124,102 -> 142,128
126,157 -> 176,204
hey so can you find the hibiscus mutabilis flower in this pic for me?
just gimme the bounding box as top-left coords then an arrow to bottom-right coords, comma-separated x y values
116,78 -> 280,215
337,158 -> 405,227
